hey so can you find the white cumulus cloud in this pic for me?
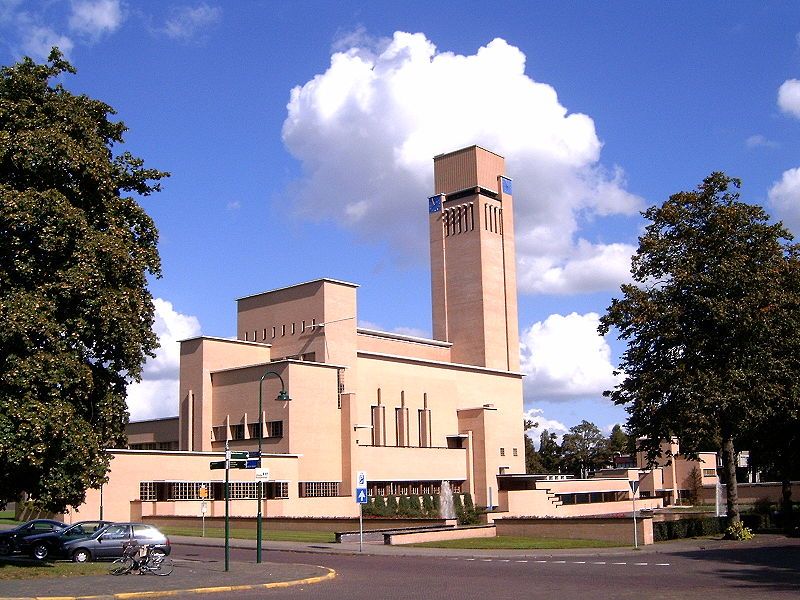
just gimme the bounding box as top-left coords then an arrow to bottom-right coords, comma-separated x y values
19,24 -> 74,60
519,312 -> 621,402
778,79 -> 800,119
162,3 -> 221,41
524,407 -> 568,446
69,0 -> 123,38
768,167 -> 800,234
282,32 -> 643,296
126,298 -> 201,421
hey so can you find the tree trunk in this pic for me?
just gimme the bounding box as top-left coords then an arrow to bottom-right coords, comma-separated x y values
721,434 -> 740,525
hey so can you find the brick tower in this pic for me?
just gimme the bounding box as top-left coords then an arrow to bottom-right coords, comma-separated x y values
429,146 -> 520,372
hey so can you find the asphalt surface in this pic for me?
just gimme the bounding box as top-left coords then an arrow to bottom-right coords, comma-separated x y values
0,532 -> 798,599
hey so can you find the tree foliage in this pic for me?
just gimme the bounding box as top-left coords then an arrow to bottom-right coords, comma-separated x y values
0,49 -> 168,511
599,173 -> 799,523
560,420 -> 608,478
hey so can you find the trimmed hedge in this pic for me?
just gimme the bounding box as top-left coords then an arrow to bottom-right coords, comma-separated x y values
653,517 -> 726,541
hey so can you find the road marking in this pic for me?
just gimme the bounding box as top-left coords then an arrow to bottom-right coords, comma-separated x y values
634,562 -> 649,565
499,559 -> 510,562
515,560 -> 528,563
481,559 -> 493,562
535,560 -> 548,563
656,563 -> 670,566
592,561 -> 606,565
612,562 -> 627,565
572,561 -> 586,564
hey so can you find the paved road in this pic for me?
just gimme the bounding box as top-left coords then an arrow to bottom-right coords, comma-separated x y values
174,537 -> 800,600
1,535 -> 798,599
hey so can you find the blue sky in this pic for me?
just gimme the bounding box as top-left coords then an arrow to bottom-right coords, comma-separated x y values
3,1 -> 800,442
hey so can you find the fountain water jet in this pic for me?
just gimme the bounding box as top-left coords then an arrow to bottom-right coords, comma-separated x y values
439,481 -> 456,519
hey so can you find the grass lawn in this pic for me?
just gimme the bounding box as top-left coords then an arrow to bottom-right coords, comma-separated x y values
411,536 -> 623,550
0,557 -> 108,580
160,525 -> 336,544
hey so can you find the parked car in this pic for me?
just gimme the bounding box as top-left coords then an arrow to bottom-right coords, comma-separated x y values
0,519 -> 68,555
61,523 -> 171,562
18,520 -> 114,560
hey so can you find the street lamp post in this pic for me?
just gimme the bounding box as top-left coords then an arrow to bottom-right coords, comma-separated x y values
257,370 -> 291,564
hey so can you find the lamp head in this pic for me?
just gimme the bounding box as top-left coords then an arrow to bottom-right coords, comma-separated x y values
276,389 -> 291,402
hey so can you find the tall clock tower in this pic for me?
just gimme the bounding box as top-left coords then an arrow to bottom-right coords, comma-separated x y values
429,146 -> 520,372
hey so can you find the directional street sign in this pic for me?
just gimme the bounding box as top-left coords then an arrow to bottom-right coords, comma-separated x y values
229,460 -> 247,469
248,451 -> 261,458
210,460 -> 226,470
245,458 -> 260,469
231,451 -> 248,460
355,487 -> 368,504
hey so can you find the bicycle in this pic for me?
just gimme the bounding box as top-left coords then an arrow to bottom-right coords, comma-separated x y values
109,543 -> 173,576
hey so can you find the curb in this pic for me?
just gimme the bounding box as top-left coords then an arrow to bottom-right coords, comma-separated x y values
0,566 -> 336,600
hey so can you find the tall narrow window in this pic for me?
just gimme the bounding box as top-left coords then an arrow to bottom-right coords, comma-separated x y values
371,405 -> 386,446
418,408 -> 431,448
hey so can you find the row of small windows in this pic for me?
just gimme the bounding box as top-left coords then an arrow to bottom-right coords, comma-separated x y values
443,203 -> 475,236
138,481 -> 289,501
370,405 -> 432,448
244,319 -> 317,342
298,482 -> 340,498
499,447 -> 518,457
558,491 -> 629,505
485,204 -> 503,234
367,480 -> 462,497
128,441 -> 179,451
212,420 -> 283,442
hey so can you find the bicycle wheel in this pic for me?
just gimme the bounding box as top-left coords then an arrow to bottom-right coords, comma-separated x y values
109,557 -> 134,575
150,555 -> 173,576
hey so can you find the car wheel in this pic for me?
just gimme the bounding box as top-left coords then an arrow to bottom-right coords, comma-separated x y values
0,540 -> 10,556
32,544 -> 49,560
72,548 -> 91,563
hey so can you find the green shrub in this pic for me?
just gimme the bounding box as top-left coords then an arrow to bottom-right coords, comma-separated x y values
422,495 -> 434,517
725,520 -> 754,540
653,517 -> 725,541
386,495 -> 399,516
372,495 -> 387,517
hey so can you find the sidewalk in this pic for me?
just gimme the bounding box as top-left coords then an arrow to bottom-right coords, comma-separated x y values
0,557 -> 333,600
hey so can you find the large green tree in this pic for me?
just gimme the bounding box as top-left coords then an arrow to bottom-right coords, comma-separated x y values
599,173 -> 798,525
560,420 -> 607,478
0,50 -> 167,512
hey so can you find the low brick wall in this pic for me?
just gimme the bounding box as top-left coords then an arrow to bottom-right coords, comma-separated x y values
494,515 -> 653,546
144,515 -> 449,533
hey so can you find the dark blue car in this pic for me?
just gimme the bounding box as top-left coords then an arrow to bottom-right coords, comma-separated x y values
0,519 -> 68,555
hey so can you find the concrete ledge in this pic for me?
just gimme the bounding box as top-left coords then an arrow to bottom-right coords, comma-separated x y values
385,525 -> 496,545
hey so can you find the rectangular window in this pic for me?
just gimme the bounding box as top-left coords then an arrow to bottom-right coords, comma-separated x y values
298,482 -> 340,498
281,325 -> 286,336
266,481 -> 289,499
291,323 -> 296,334
271,327 -> 276,338
266,420 -> 283,438
262,329 -> 267,340
512,448 -> 518,457
139,482 -> 156,501
418,408 -> 431,448
302,320 -> 306,332
230,424 -> 245,440
703,469 -> 716,477
500,447 -> 505,457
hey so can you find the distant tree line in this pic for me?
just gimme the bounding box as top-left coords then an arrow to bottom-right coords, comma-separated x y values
524,419 -> 632,478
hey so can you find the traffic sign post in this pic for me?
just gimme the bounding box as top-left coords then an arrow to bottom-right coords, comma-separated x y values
629,480 -> 640,549
356,471 -> 368,552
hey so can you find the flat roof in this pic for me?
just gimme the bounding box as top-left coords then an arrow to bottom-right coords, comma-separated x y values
357,327 -> 451,348
176,334 -> 270,347
236,277 -> 359,302
433,144 -> 505,161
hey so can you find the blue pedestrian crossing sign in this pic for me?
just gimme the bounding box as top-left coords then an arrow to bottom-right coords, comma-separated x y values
356,487 -> 368,504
